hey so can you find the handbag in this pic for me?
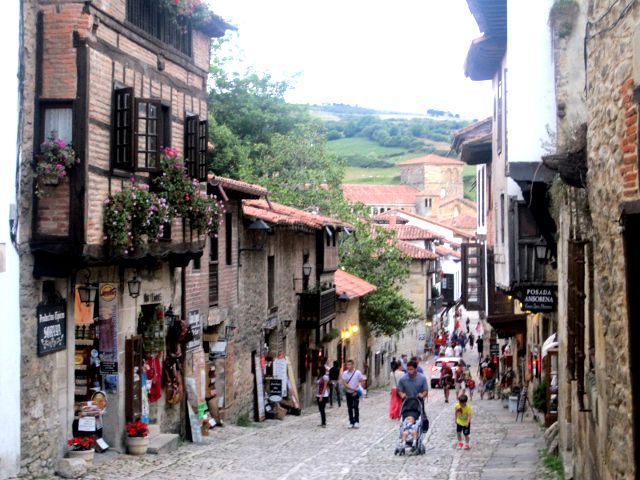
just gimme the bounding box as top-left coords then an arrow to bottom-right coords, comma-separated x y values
356,386 -> 364,397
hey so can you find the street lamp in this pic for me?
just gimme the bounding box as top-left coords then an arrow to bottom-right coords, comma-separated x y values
77,269 -> 97,306
302,261 -> 312,279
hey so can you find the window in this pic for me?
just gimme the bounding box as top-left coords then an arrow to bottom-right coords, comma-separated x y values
209,235 -> 219,307
267,255 -> 275,309
134,99 -> 162,170
126,0 -> 192,56
184,116 -> 209,180
192,257 -> 201,271
43,106 -> 72,144
225,212 -> 232,266
425,198 -> 432,208
112,88 -> 134,170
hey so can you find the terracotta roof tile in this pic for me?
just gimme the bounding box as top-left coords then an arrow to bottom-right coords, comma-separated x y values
398,154 -> 464,167
381,224 -> 444,240
397,240 -> 439,260
242,199 -> 351,231
372,211 -> 409,223
342,184 -> 418,205
440,215 -> 477,230
208,174 -> 269,197
335,269 -> 377,299
439,198 -> 477,210
378,208 -> 475,238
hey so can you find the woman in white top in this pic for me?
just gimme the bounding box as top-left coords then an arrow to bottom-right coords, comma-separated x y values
389,361 -> 405,419
316,367 -> 330,427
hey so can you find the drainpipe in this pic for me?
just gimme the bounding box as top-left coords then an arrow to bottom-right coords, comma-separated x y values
181,265 -> 188,439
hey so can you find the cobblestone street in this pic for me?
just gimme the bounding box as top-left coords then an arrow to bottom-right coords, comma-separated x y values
84,350 -> 548,480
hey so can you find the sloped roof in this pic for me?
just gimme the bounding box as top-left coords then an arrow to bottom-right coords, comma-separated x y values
397,240 -> 439,260
335,269 -> 377,299
376,208 -> 475,239
398,154 -> 464,167
208,174 -> 269,197
342,184 -> 418,205
242,199 -> 351,230
381,224 -> 444,241
441,215 -> 477,230
440,198 -> 477,210
372,211 -> 410,224
436,245 -> 462,259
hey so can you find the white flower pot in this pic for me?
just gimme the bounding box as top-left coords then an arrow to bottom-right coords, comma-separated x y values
126,436 -> 149,455
67,448 -> 95,464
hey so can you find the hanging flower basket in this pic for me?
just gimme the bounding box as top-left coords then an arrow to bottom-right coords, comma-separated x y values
40,173 -> 61,186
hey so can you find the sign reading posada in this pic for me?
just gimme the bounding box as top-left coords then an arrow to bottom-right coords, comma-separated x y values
522,286 -> 557,312
37,301 -> 67,356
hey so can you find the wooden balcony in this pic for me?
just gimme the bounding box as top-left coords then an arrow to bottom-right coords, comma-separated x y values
297,287 -> 336,328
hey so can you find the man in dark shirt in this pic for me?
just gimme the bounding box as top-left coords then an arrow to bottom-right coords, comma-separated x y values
397,361 -> 429,400
328,360 -> 341,407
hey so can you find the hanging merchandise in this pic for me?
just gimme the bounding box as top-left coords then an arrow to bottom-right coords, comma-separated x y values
146,354 -> 163,403
163,347 -> 184,406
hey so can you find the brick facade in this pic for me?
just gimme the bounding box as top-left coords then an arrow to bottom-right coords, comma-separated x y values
18,1 -> 223,476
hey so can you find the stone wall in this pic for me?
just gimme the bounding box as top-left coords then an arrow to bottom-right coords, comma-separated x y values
580,1 -> 640,478
400,259 -> 427,318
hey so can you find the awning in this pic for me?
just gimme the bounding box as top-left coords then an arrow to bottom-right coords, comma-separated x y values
542,333 -> 558,358
486,313 -> 527,337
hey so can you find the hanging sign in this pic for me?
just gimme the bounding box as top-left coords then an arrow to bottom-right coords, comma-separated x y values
186,310 -> 202,352
37,301 -> 67,356
98,283 -> 119,374
522,286 -> 557,312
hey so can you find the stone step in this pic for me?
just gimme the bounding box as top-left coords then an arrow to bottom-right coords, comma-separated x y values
147,433 -> 179,455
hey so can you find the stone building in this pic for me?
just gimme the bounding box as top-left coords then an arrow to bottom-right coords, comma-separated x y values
399,154 -> 465,201
542,0 -> 640,478
17,0 -> 230,476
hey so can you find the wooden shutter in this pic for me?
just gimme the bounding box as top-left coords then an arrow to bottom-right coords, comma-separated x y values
198,119 -> 208,181
184,115 -> 198,178
461,242 -> 485,310
112,87 -> 134,170
125,335 -> 143,421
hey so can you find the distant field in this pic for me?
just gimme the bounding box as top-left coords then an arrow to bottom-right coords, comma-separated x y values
344,167 -> 402,184
327,137 -> 410,158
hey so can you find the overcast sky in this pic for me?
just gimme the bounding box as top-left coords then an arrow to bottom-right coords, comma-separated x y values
207,0 -> 493,119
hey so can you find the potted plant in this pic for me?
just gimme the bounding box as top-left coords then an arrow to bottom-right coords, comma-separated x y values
125,420 -> 149,455
66,436 -> 95,463
35,136 -> 79,187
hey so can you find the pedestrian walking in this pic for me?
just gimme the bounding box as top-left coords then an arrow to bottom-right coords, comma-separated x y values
445,344 -> 455,357
397,360 -> 429,402
389,361 -> 404,419
478,376 -> 486,400
454,364 -> 465,397
342,359 -> 363,428
476,336 -> 484,360
465,374 -> 476,401
329,360 -> 341,408
454,394 -> 473,449
441,361 -> 454,403
316,366 -> 330,427
469,332 -> 475,350
399,354 -> 408,372
453,343 -> 462,358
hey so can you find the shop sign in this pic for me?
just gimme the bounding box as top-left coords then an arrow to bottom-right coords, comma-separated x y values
186,309 -> 202,352
273,357 -> 288,398
490,342 -> 499,356
37,301 -> 67,356
522,286 -> 557,312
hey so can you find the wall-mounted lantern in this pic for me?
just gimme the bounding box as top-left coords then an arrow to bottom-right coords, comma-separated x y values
77,269 -> 97,306
535,235 -> 548,263
127,274 -> 141,298
337,292 -> 350,314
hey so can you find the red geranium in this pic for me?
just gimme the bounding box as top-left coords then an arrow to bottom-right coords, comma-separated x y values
125,420 -> 149,438
67,436 -> 95,451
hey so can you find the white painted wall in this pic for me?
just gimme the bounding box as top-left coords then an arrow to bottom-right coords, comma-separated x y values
0,0 -> 21,476
506,0 -> 557,166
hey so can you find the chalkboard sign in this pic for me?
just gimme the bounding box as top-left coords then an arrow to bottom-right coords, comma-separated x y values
490,342 -> 499,355
517,386 -> 528,413
37,301 -> 67,356
268,378 -> 283,396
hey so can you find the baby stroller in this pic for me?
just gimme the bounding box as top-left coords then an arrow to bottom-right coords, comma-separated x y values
394,397 -> 426,455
